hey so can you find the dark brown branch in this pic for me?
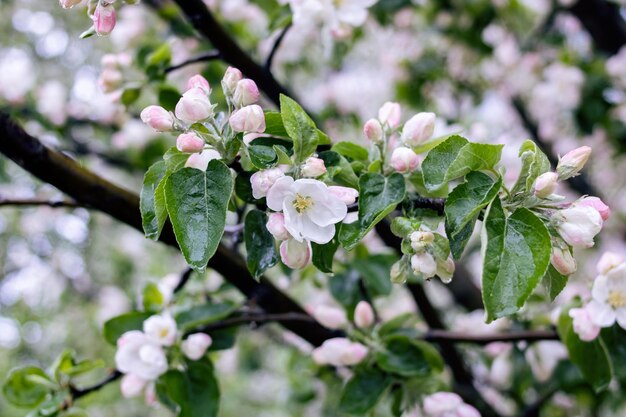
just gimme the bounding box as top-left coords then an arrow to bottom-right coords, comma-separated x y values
424,329 -> 559,345
0,112 -> 336,347
190,312 -> 316,334
0,198 -> 83,208
164,51 -> 221,74
173,267 -> 194,294
265,23 -> 292,71
568,0 -> 626,55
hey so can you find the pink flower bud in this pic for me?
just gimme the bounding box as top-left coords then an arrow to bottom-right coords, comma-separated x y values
378,102 -> 401,128
554,205 -> 603,248
313,305 -> 347,329
229,104 -> 265,133
411,252 -> 437,279
186,74 -> 210,94
185,149 -> 221,171
577,196 -> 610,221
101,54 -> 119,68
533,172 -> 558,198
556,146 -> 592,180
250,168 -> 284,199
266,212 -> 290,240
140,105 -> 174,132
354,301 -> 375,328
550,246 -> 577,276
279,238 -> 311,269
390,147 -> 419,173
98,68 -> 123,93
328,186 -> 358,205
60,0 -> 82,9
301,157 -> 327,178
233,79 -> 260,106
401,112 -> 436,147
597,252 -> 624,275
341,342 -> 369,365
221,66 -> 243,95
176,132 -> 204,153
312,338 -> 368,366
175,87 -> 214,124
120,374 -> 147,398
569,307 -> 601,342
92,2 -> 116,36
181,333 -> 212,360
363,118 -> 383,143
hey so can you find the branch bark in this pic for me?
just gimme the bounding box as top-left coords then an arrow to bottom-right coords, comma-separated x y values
567,0 -> 626,55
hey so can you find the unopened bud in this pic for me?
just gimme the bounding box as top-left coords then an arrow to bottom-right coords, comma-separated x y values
409,230 -> 434,252
436,257 -> 455,284
363,118 -> 383,143
554,205 -> 603,248
280,239 -> 311,269
120,374 -> 146,398
401,112 -> 436,147
354,301 -> 375,328
266,212 -> 290,240
301,157 -> 327,178
221,66 -> 243,95
390,146 -> 419,173
533,172 -> 558,199
92,2 -> 116,36
313,305 -> 347,329
577,196 -> 610,222
176,132 -> 204,153
556,146 -> 591,180
233,79 -> 260,107
411,252 -> 437,279
181,334 -> 212,360
550,246 -> 577,276
140,105 -> 174,132
229,105 -> 265,133
175,87 -> 214,124
186,74 -> 210,94
250,168 -> 284,199
328,186 -> 358,205
378,102 -> 401,129
569,307 -> 601,342
185,149 -> 221,171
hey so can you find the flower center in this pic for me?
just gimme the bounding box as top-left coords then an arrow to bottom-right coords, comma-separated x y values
292,194 -> 313,213
159,328 -> 170,339
608,290 -> 626,309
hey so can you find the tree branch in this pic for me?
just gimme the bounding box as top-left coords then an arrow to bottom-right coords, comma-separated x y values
70,370 -> 122,400
567,0 -> 626,55
0,112 -> 336,347
164,51 -> 222,74
0,197 -> 83,209
424,329 -> 558,345
265,23 -> 292,71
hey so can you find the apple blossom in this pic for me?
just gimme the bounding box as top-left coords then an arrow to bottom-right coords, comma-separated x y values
181,334 -> 212,360
550,246 -> 577,276
266,212 -> 290,240
140,105 -> 174,132
229,104 -> 266,133
301,157 -> 327,178
436,257 -> 456,284
533,172 -> 558,198
556,146 -> 591,180
577,196 -> 610,221
176,132 -> 204,153
185,149 -> 221,171
409,230 -> 434,252
251,168 -> 285,199
279,238 -> 312,269
363,118 -> 383,142
354,301 -> 375,328
390,146 -> 419,173
233,79 -> 260,107
569,306 -> 601,341
553,205 -> 603,248
92,2 -> 116,36
311,338 -> 368,367
120,373 -> 146,398
411,252 -> 437,279
328,186 -> 358,205
175,87 -> 214,124
401,112 -> 436,147
115,331 -> 168,381
378,101 -> 401,128
143,314 -> 177,346
60,0 -> 82,9
221,66 -> 243,95
587,263 -> 626,329
312,305 -> 347,329
267,177 -> 348,244
423,392 -> 480,417
186,74 -> 210,94
597,252 -> 625,275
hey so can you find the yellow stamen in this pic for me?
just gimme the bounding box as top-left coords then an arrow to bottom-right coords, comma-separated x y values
292,194 -> 313,213
608,290 -> 626,309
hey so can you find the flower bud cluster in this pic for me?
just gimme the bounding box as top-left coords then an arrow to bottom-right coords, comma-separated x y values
406,229 -> 455,283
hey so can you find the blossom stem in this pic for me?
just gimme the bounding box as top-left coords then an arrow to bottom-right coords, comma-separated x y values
164,51 -> 221,74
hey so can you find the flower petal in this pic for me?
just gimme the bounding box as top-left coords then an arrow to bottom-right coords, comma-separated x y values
266,176 -> 294,211
301,216 -> 335,244
587,300 -> 616,327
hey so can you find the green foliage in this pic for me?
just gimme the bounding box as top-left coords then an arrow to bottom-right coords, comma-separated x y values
311,225 -> 341,273
375,335 -> 444,377
141,161 -> 168,240
338,367 -> 392,414
143,282 -> 166,312
354,254 -> 397,297
541,265 -> 568,301
510,140 -> 551,198
244,210 -> 279,279
318,151 -> 360,188
175,302 -> 237,332
3,367 -> 53,408
103,312 -> 153,345
331,141 -> 369,162
280,95 -> 318,163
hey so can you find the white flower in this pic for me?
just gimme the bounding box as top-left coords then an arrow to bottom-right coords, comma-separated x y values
289,0 -> 376,32
411,252 -> 437,279
311,337 -> 368,366
597,252 -> 625,275
120,373 -> 147,398
553,205 -> 603,248
143,314 -> 178,346
279,238 -> 312,269
312,305 -> 347,329
569,306 -> 601,341
181,334 -> 212,360
267,177 -> 347,244
250,168 -> 285,199
587,263 -> 626,328
423,392 -> 480,417
115,331 -> 168,381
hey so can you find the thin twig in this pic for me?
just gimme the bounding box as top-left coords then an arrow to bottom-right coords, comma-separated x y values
164,51 -> 221,74
424,329 -> 559,345
173,267 -> 194,293
265,23 -> 292,71
0,198 -> 83,209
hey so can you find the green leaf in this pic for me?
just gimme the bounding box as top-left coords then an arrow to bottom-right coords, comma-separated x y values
3,367 -> 52,407
244,210 -> 279,279
163,147 -> 189,173
158,85 -> 181,111
318,151 -> 359,188
329,270 -> 362,309
263,111 -> 290,137
331,141 -> 369,161
445,171 -> 501,259
156,359 -> 220,417
422,135 -> 503,191
600,326 -> 626,381
247,145 -> 278,169
234,171 -> 259,204
481,198 -> 551,322
164,162 -> 233,271
354,254 -> 397,297
143,282 -> 165,312
338,367 -> 392,414
141,161 -> 168,240
103,312 -> 152,345
121,86 -> 142,106
510,140 -> 551,196
375,335 -> 444,377
311,226 -> 340,273
280,95 -> 318,163
557,308 -> 612,392
175,302 -> 236,332
339,173 -> 406,250
542,265 -> 568,301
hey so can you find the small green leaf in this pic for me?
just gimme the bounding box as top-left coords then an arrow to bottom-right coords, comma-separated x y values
244,210 -> 279,279
234,171 -> 259,204
558,308 -> 612,392
311,226 -> 340,273
542,265 -> 568,301
331,141 -> 369,161
280,94 -> 318,163
164,162 -> 233,271
141,161 -> 168,240
339,173 -> 406,250
143,282 -> 165,312
481,198 -> 551,322
121,86 -> 142,106
329,270 -> 362,309
600,326 -> 626,381
247,145 -> 277,169
510,140 -> 551,197
158,85 -> 181,111
338,367 -> 392,414
445,171 -> 501,259
354,254 -> 397,297
3,367 -> 52,407
175,302 -> 236,332
318,151 -> 359,188
375,335 -> 444,377
263,111 -> 290,137
103,312 -> 152,345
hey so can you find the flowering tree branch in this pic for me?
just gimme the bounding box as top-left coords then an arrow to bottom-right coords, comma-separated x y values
0,197 -> 83,209
164,51 -> 222,74
265,23 -> 293,71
